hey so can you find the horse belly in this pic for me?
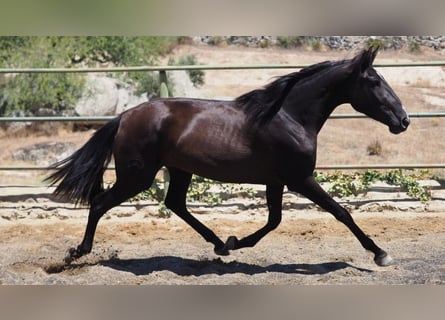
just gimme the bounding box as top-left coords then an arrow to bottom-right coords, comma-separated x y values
170,153 -> 272,184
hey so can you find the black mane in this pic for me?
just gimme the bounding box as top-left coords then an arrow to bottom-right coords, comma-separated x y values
235,59 -> 346,125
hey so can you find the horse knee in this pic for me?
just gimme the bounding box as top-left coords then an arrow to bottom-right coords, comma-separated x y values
89,187 -> 128,218
89,192 -> 108,212
87,198 -> 110,222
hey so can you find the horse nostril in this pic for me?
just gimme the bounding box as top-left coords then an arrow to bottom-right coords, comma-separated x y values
402,117 -> 410,128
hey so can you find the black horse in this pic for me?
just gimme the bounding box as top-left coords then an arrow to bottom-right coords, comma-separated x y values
46,48 -> 410,266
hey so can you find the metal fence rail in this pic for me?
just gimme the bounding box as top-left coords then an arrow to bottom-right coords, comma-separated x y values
1,112 -> 445,123
1,61 -> 445,74
1,61 -> 445,171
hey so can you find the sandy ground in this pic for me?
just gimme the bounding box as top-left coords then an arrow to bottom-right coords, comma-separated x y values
0,185 -> 444,284
1,44 -> 445,284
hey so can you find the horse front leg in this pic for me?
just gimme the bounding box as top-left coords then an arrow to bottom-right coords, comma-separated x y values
289,175 -> 392,266
222,184 -> 284,252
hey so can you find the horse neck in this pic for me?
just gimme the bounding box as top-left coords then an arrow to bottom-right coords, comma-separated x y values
281,68 -> 350,133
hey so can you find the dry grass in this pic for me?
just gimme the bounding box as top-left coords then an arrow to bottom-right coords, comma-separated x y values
317,116 -> 445,174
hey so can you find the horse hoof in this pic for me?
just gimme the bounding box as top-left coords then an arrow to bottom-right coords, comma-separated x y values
214,246 -> 230,256
225,236 -> 238,251
374,252 -> 393,266
64,247 -> 78,264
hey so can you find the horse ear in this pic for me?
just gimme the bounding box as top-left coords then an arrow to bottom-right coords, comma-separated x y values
351,47 -> 379,74
368,46 -> 379,64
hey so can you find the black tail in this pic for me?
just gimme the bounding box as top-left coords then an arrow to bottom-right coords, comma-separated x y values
45,116 -> 121,205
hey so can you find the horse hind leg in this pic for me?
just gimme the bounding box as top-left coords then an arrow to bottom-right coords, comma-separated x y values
65,162 -> 159,264
65,187 -> 123,263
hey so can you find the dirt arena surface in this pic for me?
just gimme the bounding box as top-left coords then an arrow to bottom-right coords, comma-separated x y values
0,186 -> 444,285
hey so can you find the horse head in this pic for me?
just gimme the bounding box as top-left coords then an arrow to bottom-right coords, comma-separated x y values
348,47 -> 410,134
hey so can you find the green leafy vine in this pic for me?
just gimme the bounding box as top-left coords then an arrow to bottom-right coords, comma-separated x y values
314,169 -> 432,202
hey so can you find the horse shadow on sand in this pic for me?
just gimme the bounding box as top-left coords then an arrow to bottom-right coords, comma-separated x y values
95,256 -> 373,277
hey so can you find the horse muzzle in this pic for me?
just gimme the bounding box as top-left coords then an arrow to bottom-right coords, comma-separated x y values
390,116 -> 410,134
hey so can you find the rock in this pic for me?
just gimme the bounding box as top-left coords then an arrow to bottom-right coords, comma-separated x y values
169,70 -> 201,98
75,76 -> 119,116
12,142 -> 76,165
115,81 -> 148,114
192,36 -> 445,51
75,75 -> 149,116
36,108 -> 57,116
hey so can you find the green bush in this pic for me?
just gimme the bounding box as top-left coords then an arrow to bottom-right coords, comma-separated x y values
173,54 -> 205,87
207,37 -> 227,46
277,36 -> 306,48
129,71 -> 174,99
0,36 -> 178,116
408,41 -> 421,53
3,73 -> 84,116
0,37 -> 85,116
366,38 -> 384,50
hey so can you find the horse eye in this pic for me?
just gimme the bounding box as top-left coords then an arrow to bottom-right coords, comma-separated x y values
368,76 -> 381,86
